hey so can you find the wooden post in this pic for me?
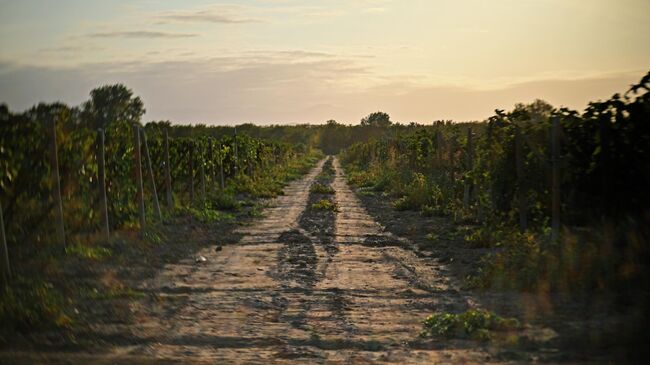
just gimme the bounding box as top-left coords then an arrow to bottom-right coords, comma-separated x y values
164,130 -> 173,210
233,127 -> 238,175
219,146 -> 225,189
0,200 -> 11,284
200,159 -> 207,207
436,131 -> 443,165
97,129 -> 110,240
140,128 -> 162,222
551,117 -> 561,243
50,117 -> 66,249
134,125 -> 145,231
515,128 -> 527,231
448,136 -> 455,190
599,117 -> 610,218
188,143 -> 195,205
208,139 -> 215,186
463,127 -> 473,208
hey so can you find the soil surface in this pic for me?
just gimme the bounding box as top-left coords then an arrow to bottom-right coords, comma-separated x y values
0,157 -> 625,364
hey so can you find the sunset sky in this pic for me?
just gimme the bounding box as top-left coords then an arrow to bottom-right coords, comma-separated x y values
1,0 -> 649,124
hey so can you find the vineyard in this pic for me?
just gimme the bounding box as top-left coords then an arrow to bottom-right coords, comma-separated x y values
0,85 -> 320,334
0,73 -> 648,362
0,112 -> 308,246
341,72 -> 650,293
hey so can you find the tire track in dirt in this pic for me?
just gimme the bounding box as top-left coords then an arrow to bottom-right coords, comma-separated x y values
18,157 -> 505,364
294,158 -> 493,364
101,159 -> 329,363
112,157 -> 497,363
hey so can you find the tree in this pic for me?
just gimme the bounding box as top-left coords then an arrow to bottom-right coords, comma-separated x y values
319,119 -> 350,154
360,111 -> 392,128
81,84 -> 145,129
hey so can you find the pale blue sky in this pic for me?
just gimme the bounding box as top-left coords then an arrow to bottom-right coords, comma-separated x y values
1,0 -> 649,124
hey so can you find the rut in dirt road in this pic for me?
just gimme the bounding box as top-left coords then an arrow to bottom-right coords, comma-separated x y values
90,157 -> 495,364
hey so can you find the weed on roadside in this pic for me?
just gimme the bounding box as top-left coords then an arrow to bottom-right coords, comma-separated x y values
310,182 -> 334,194
312,199 -> 339,212
420,309 -> 520,341
65,244 -> 112,260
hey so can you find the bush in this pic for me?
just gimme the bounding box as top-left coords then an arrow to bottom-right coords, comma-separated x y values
392,173 -> 433,211
465,228 -> 547,290
420,309 -> 520,341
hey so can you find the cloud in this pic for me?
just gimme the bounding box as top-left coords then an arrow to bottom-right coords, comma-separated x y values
39,45 -> 104,54
154,6 -> 260,24
88,31 -> 198,39
0,58 -> 642,125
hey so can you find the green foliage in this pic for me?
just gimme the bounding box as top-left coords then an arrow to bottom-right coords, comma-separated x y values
310,182 -> 334,194
65,244 -> 112,260
81,84 -> 144,130
182,207 -> 234,223
466,228 -> 547,290
465,221 -> 649,292
235,174 -> 284,198
141,228 -> 164,245
0,279 -> 71,333
420,309 -> 520,341
0,87 -> 313,247
391,173 -> 432,211
360,111 -> 392,128
207,190 -> 241,211
342,71 -> 650,292
312,199 -> 339,212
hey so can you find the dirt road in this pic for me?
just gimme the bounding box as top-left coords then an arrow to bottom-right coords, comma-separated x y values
5,158 -> 519,364
84,156 -> 496,364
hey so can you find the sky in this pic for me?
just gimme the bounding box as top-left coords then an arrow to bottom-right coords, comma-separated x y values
0,0 -> 649,125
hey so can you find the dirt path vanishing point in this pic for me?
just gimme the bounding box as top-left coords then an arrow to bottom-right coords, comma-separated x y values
10,157 -> 533,364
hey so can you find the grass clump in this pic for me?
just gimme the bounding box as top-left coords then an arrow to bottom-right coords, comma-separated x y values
312,199 -> 339,212
235,174 -> 284,198
183,206 -> 234,223
420,309 -> 520,341
141,228 -> 164,245
65,243 -> 112,260
208,191 -> 241,210
310,182 -> 334,194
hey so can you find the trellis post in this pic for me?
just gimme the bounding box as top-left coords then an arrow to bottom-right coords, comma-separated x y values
0,200 -> 11,285
436,131 -> 443,165
463,127 -> 473,208
233,127 -> 238,175
97,129 -> 110,240
515,128 -> 528,231
189,143 -> 195,205
50,117 -> 66,248
140,128 -> 162,221
208,139 -> 215,187
200,157 -> 207,207
134,124 -> 146,231
551,117 -> 561,243
164,130 -> 173,210
219,146 -> 225,189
